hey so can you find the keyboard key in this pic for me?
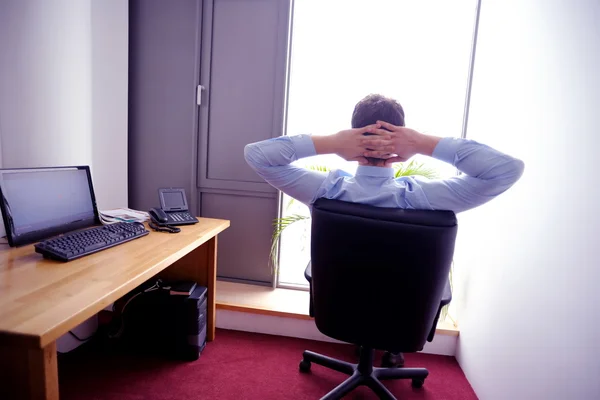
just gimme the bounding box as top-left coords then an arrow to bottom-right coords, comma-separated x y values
84,242 -> 107,252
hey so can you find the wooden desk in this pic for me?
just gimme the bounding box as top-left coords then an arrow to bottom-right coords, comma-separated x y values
0,218 -> 229,400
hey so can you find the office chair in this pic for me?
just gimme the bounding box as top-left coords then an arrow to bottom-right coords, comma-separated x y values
300,198 -> 456,400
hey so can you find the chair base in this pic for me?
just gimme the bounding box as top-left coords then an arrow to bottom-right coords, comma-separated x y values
353,346 -> 405,368
300,347 -> 428,400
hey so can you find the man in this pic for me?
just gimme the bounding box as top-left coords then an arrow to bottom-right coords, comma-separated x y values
245,94 -> 524,212
244,94 -> 524,366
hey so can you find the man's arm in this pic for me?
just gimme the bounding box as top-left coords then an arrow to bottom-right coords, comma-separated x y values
245,125 -> 388,205
363,122 -> 525,213
417,137 -> 525,213
244,135 -> 327,205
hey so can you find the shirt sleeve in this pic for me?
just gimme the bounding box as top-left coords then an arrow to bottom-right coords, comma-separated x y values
244,135 -> 328,205
411,137 -> 525,213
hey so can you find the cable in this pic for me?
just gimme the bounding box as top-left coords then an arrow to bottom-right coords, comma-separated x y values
149,220 -> 180,233
108,281 -> 163,339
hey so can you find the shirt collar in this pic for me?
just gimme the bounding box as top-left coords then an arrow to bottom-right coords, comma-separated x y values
355,166 -> 394,178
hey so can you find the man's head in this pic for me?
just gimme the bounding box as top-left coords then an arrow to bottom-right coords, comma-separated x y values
351,94 -> 405,166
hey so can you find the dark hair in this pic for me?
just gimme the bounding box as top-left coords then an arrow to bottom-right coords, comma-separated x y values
351,94 -> 405,164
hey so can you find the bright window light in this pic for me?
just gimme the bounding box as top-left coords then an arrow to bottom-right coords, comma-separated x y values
278,0 -> 477,287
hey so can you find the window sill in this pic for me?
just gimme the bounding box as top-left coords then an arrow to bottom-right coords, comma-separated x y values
216,280 -> 459,336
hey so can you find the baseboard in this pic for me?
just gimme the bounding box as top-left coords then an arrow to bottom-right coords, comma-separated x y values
216,309 -> 457,356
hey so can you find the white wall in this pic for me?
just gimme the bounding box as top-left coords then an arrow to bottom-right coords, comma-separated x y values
0,0 -> 93,169
0,0 -> 129,352
453,0 -> 600,399
91,0 -> 129,210
0,0 -> 128,211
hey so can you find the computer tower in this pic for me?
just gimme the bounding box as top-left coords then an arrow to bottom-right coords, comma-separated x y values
114,281 -> 208,361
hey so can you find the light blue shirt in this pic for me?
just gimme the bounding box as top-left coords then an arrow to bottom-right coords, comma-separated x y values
244,135 -> 524,214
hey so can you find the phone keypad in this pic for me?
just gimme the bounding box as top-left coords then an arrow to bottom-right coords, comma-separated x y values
169,212 -> 196,223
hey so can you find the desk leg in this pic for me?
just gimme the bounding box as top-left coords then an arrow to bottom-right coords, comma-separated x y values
159,235 -> 218,341
205,236 -> 217,341
0,341 -> 59,400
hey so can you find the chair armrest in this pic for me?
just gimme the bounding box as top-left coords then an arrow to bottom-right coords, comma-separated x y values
305,261 -> 314,317
427,279 -> 452,342
440,279 -> 452,306
304,261 -> 312,283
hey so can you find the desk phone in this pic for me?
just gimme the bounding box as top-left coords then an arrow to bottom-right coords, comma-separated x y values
149,188 -> 198,228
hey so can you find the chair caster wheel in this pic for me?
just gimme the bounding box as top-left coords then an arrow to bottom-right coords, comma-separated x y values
299,360 -> 311,373
411,378 -> 425,389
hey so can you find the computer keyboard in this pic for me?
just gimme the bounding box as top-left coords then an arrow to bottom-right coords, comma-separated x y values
34,222 -> 149,262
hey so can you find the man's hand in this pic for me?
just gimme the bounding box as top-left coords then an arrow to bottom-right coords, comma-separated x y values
312,124 -> 394,165
361,121 -> 442,166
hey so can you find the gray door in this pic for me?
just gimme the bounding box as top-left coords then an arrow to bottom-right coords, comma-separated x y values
197,0 -> 291,284
129,0 -> 291,285
128,0 -> 203,213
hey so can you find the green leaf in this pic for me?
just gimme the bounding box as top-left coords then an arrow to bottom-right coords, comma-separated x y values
393,160 -> 440,179
285,197 -> 295,211
269,214 -> 310,276
306,164 -> 331,173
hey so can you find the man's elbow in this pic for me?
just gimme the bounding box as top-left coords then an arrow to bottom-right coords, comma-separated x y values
510,158 -> 525,183
496,158 -> 525,190
244,143 -> 259,168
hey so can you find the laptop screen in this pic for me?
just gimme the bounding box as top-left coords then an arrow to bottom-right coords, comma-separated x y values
0,166 -> 99,246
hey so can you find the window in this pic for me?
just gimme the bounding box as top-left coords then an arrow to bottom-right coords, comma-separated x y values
278,0 -> 478,288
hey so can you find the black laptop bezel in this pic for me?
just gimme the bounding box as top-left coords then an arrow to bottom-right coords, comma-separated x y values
0,166 -> 101,247
158,188 -> 189,212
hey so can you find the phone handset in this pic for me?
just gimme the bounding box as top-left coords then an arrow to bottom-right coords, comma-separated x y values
149,207 -> 168,224
148,207 -> 180,233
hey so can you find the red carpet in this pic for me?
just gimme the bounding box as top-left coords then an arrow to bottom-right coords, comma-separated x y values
58,329 -> 477,400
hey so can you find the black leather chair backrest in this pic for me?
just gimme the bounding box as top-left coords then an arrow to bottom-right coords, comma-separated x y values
310,198 -> 458,353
